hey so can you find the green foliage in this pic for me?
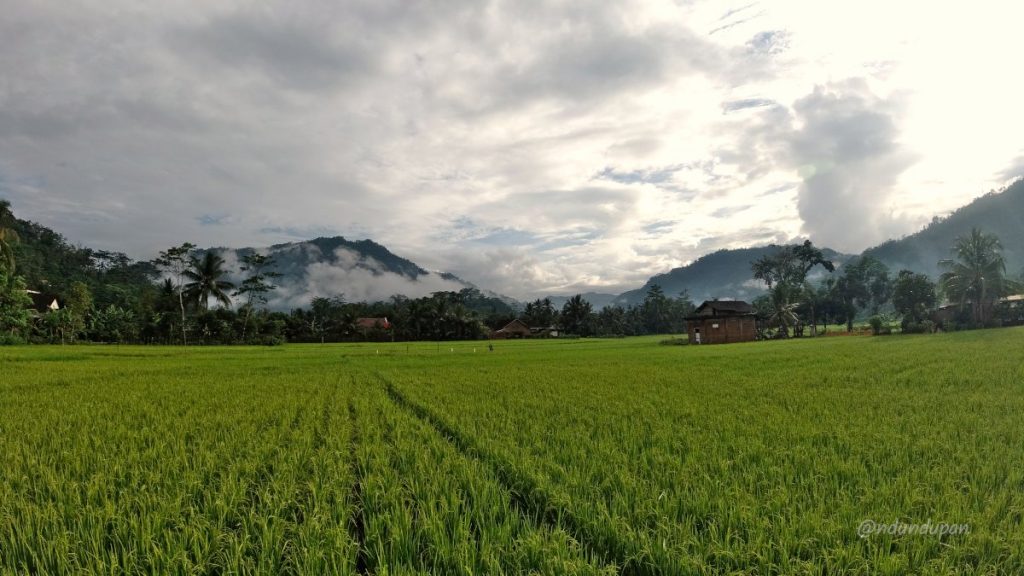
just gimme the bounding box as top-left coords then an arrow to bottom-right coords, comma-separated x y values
522,297 -> 558,327
183,251 -> 235,310
867,315 -> 893,335
864,179 -> 1024,277
939,228 -> 1015,326
831,256 -> 893,331
89,304 -> 138,343
893,270 -> 937,329
155,243 -> 196,345
0,271 -> 32,340
560,294 -> 593,336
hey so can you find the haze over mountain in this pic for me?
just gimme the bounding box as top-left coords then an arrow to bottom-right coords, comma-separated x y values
613,180 -> 1024,306
863,179 -> 1024,278
209,237 -> 473,311
3,179 -> 1022,313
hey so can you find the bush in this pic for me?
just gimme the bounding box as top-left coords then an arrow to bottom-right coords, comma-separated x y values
0,333 -> 26,346
868,316 -> 892,336
901,321 -> 931,334
261,335 -> 286,346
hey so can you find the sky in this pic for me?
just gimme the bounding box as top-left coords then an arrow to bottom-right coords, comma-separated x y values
1,0 -> 1022,300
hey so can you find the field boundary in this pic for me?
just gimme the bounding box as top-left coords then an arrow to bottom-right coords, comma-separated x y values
378,373 -> 661,576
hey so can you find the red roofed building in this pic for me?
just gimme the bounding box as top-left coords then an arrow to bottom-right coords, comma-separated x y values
356,317 -> 391,331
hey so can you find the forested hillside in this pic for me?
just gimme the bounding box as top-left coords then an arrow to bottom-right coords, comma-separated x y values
864,179 -> 1024,277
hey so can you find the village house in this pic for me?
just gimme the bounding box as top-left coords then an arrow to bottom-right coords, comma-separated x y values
26,290 -> 61,315
355,317 -> 391,331
685,300 -> 757,344
489,318 -> 531,339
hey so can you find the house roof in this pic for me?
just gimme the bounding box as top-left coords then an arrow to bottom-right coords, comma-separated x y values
27,290 -> 61,313
495,319 -> 531,333
692,300 -> 754,316
356,317 -> 390,329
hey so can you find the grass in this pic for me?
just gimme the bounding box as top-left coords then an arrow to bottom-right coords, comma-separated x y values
1,329 -> 1023,574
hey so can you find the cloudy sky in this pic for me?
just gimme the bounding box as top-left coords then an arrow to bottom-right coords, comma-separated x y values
1,0 -> 1021,299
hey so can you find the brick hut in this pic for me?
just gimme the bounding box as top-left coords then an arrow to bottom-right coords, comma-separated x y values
686,300 -> 756,344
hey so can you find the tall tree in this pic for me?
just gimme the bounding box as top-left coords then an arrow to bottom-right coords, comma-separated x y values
892,270 -> 937,329
522,298 -> 558,327
641,284 -> 673,334
751,241 -> 836,291
183,251 -> 235,311
939,228 -> 1017,325
155,243 -> 195,345
764,283 -> 800,338
233,253 -> 281,341
560,294 -> 593,336
0,200 -> 19,274
831,256 -> 892,331
751,241 -> 835,336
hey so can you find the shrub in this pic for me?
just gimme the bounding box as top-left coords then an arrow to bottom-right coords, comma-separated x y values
261,335 -> 286,346
0,333 -> 26,346
868,316 -> 892,336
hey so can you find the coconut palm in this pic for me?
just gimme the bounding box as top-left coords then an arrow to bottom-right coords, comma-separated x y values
765,283 -> 800,338
939,228 -> 1014,325
183,252 -> 235,310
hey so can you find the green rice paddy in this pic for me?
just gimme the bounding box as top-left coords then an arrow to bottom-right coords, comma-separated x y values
2,329 -> 1023,574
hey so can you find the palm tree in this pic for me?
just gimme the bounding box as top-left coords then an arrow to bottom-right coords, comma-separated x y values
0,200 -> 19,274
765,284 -> 800,338
561,294 -> 593,335
939,228 -> 1013,325
183,251 -> 235,310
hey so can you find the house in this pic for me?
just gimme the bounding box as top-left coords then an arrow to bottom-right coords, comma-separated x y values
26,290 -> 61,315
933,295 -> 1024,328
685,300 -> 756,344
529,325 -> 560,338
355,317 -> 391,331
489,319 -> 531,339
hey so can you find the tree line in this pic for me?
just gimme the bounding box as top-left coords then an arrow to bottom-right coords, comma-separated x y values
2,198 -> 1022,345
751,230 -> 1023,337
1,201 -> 696,344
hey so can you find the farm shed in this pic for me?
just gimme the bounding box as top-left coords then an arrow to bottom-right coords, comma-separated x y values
26,290 -> 61,314
356,317 -> 391,331
685,300 -> 756,344
490,319 -> 531,339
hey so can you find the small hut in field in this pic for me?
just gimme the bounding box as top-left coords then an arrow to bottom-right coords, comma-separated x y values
685,300 -> 756,344
489,319 -> 531,339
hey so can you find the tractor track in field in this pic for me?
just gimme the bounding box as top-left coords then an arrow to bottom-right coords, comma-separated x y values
347,399 -> 370,575
377,373 -> 654,576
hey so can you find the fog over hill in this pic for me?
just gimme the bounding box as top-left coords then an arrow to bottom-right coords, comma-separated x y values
863,179 -> 1024,277
208,237 -> 471,311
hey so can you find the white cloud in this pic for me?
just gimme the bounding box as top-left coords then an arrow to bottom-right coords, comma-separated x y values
1,0 -> 1022,299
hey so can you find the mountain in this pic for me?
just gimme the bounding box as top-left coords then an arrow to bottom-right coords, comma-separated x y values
614,179 -> 1024,305
863,179 -> 1024,277
614,245 -> 855,305
546,292 -> 620,310
211,236 -> 479,311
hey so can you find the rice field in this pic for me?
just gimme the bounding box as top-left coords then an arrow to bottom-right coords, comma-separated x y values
2,329 -> 1023,575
